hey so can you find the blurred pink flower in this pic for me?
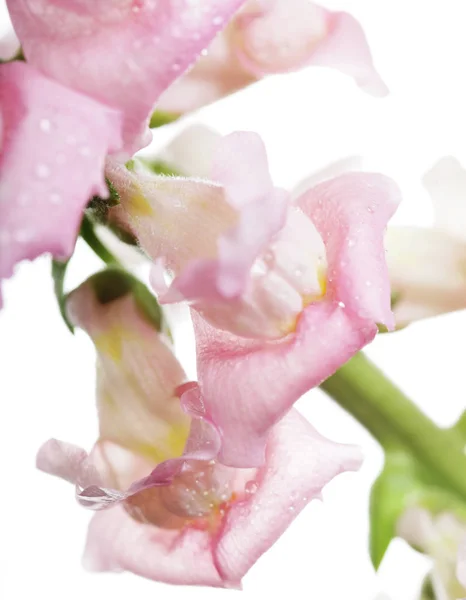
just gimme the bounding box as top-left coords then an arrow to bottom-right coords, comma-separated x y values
108,130 -> 400,466
1,0 -> 247,299
158,0 -> 388,116
37,277 -> 361,587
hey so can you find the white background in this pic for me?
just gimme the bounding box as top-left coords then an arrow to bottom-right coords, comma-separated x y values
2,1 -> 466,598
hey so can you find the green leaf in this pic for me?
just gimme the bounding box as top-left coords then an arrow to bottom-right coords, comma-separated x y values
52,259 -> 74,333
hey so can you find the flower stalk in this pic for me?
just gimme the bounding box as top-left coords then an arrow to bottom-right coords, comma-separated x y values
321,353 -> 466,501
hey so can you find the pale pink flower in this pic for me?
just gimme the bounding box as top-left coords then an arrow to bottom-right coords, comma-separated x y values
1,0 -> 247,300
0,62 -> 122,303
399,507 -> 466,599
386,157 -> 466,326
37,277 -> 362,587
158,0 -> 388,116
7,0 -> 248,153
108,130 -> 400,466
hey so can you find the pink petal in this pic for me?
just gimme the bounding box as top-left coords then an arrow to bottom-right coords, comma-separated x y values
84,508 -> 225,586
193,301 -> 376,467
172,132 -> 289,300
297,173 -> 401,330
83,409 -> 361,587
157,0 -> 387,115
306,10 -> 389,97
0,62 -> 121,300
214,409 -> 363,582
8,0 -> 248,153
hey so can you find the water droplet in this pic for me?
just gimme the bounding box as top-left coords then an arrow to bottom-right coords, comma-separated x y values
212,15 -> 224,26
365,280 -> 372,287
35,163 -> 50,179
50,193 -> 61,204
338,301 -> 346,308
79,146 -> 91,157
347,239 -> 355,248
201,48 -> 208,56
245,481 -> 258,496
289,504 -> 295,512
39,118 -> 51,133
367,206 -> 374,213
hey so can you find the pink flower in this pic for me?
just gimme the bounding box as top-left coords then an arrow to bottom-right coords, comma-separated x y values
7,0 -> 248,153
107,130 -> 400,466
37,275 -> 362,587
0,62 -> 122,303
157,0 -> 388,116
1,0 -> 247,300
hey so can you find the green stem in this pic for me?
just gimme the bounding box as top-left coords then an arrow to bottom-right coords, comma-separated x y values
80,215 -> 122,267
321,353 -> 466,501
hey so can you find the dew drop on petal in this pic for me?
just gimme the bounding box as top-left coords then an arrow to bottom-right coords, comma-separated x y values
245,481 -> 258,497
50,193 -> 61,204
212,15 -> 224,26
39,118 -> 51,133
35,163 -> 50,179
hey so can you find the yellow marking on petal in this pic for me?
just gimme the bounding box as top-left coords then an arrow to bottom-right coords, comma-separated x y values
94,327 -> 126,362
278,266 -> 328,335
127,183 -> 153,217
133,420 -> 191,464
317,264 -> 327,296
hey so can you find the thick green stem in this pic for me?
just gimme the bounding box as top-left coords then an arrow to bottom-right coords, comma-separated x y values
80,215 -> 121,266
321,353 -> 466,501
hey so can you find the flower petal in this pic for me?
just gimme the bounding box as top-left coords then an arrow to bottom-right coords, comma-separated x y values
84,508 -> 225,586
423,156 -> 466,241
67,279 -> 190,464
0,28 -> 20,61
193,301 -> 376,467
156,124 -> 221,178
7,0 -> 248,152
0,62 -> 121,302
158,0 -> 387,114
386,226 -> 466,326
304,10 -> 389,97
109,132 -> 289,315
297,173 -> 401,329
173,131 -> 289,300
82,409 -> 361,587
214,409 -> 362,582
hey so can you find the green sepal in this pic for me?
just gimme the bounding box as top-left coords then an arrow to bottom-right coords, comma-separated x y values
87,268 -> 166,332
52,258 -> 74,333
137,157 -> 182,177
149,110 -> 180,128
370,452 -> 420,569
370,451 -> 466,570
